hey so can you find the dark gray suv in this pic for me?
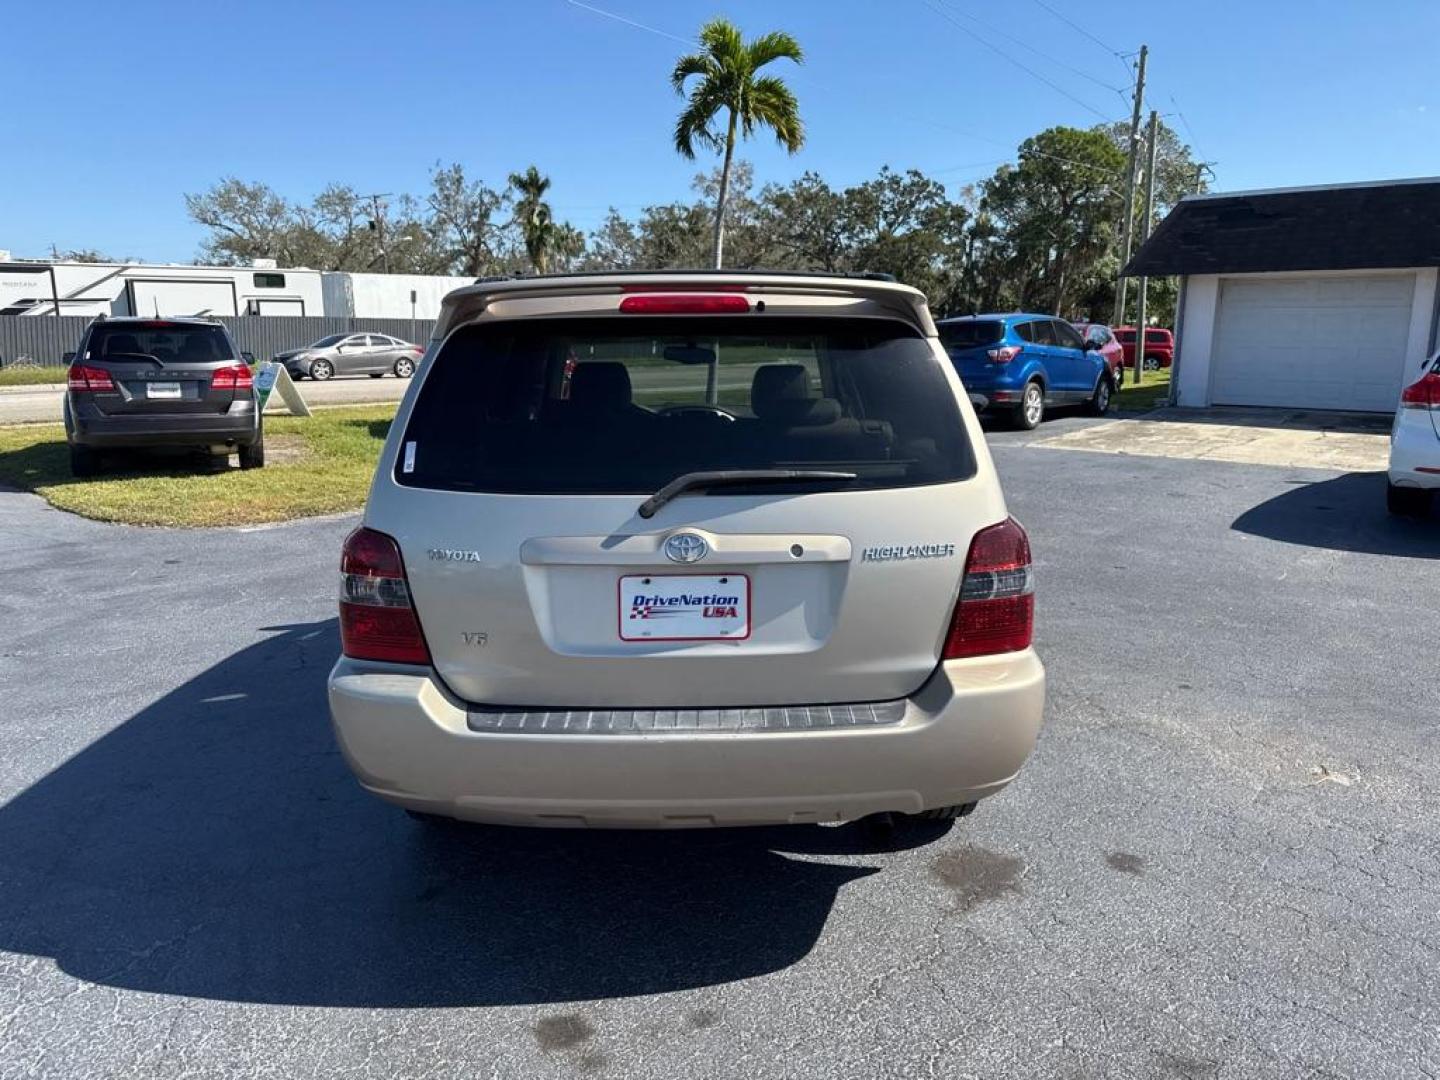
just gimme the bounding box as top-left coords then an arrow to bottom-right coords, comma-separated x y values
63,317 -> 263,476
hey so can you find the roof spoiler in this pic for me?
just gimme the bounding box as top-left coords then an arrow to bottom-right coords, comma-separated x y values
435,272 -> 936,339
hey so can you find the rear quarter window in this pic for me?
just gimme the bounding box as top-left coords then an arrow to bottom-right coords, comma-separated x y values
395,316 -> 976,495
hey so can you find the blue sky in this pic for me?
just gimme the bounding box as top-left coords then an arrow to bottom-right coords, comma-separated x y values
3,0 -> 1436,263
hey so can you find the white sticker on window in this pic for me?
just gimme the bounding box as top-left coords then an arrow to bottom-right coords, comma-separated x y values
402,441 -> 416,474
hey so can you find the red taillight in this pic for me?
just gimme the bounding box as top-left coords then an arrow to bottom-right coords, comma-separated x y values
943,518 -> 1035,660
211,363 -> 254,391
1400,371 -> 1440,409
986,345 -> 1022,364
618,294 -> 751,315
66,365 -> 115,392
339,527 -> 431,665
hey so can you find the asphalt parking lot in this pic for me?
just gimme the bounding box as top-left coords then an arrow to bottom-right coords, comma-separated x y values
1,419 -> 1437,1079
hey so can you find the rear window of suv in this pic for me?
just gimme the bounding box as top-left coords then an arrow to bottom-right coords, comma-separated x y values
938,320 -> 1003,349
84,323 -> 234,364
397,316 -> 975,494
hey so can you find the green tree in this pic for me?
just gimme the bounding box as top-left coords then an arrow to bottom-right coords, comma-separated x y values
584,209 -> 643,270
425,163 -> 513,277
759,171 -> 849,272
690,161 -> 772,269
508,165 -> 559,274
671,18 -> 804,269
976,127 -> 1126,316
185,179 -> 307,267
840,167 -> 970,308
185,179 -> 439,272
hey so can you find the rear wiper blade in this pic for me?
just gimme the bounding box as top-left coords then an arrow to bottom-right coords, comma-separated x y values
637,469 -> 858,520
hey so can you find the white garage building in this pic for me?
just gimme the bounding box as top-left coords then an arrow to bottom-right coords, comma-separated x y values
1124,177 -> 1440,413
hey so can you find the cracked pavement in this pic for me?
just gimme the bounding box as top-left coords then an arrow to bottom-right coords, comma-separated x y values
0,416 -> 1437,1078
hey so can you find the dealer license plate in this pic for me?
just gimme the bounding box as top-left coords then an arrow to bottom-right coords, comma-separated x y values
619,574 -> 750,641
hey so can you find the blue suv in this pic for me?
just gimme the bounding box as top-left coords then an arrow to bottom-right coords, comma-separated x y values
938,314 -> 1114,429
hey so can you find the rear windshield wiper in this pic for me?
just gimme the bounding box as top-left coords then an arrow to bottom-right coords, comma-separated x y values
638,469 -> 859,519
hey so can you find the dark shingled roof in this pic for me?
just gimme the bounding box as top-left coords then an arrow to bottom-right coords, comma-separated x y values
1123,177 -> 1440,277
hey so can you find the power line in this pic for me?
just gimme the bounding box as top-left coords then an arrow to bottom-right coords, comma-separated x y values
1028,0 -> 1122,57
926,118 -> 1125,177
932,0 -> 1127,97
931,158 -> 1010,176
1167,93 -> 1207,161
920,0 -> 1112,121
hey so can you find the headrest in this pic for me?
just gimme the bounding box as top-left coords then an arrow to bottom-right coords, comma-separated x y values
569,361 -> 633,411
105,334 -> 141,356
751,363 -> 841,425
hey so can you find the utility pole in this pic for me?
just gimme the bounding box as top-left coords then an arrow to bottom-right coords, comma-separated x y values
1135,110 -> 1160,388
1112,43 -> 1148,377
364,193 -> 392,273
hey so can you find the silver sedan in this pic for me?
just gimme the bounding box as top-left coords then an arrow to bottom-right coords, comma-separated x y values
276,333 -> 423,381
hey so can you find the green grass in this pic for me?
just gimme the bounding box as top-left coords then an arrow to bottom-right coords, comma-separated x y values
0,366 -> 68,387
0,404 -> 396,527
1114,367 -> 1171,412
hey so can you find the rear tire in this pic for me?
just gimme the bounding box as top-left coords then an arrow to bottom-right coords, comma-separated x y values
1088,373 -> 1114,416
1387,482 -> 1432,518
1013,380 -> 1045,430
393,356 -> 416,378
68,444 -> 101,478
238,426 -> 265,470
1144,354 -> 1162,372
913,802 -> 978,821
309,359 -> 334,381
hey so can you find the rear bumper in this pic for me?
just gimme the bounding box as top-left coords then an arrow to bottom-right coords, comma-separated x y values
67,397 -> 259,448
328,650 -> 1046,828
959,378 -> 1023,411
1389,411 -> 1440,488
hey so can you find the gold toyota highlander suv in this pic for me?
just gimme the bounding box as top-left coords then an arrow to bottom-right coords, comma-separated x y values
328,272 -> 1045,830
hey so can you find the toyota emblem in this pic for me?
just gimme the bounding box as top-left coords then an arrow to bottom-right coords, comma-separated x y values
663,532 -> 709,564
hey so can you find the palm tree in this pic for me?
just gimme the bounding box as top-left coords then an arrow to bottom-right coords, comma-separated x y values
672,19 -> 804,269
508,165 -> 557,275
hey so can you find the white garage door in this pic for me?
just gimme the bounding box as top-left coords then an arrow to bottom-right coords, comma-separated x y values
1210,274 -> 1415,412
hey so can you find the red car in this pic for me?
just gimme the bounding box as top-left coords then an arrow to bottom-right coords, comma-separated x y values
1071,322 -> 1126,387
1114,326 -> 1174,370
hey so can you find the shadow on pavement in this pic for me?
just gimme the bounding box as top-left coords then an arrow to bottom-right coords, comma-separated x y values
1232,471 -> 1439,557
0,620 -> 928,1007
